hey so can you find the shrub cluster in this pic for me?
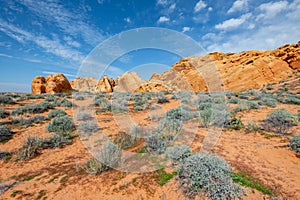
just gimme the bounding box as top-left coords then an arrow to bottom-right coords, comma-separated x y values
46,115 -> 75,134
290,135 -> 300,155
0,109 -> 9,119
11,103 -> 51,116
166,145 -> 191,164
0,125 -> 13,143
146,134 -> 166,154
48,109 -> 67,118
0,95 -> 15,104
78,121 -> 100,135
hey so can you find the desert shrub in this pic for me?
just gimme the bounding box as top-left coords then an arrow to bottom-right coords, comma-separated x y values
110,102 -> 128,113
113,133 -> 137,149
78,121 -> 100,135
166,145 -> 191,164
234,100 -> 260,112
133,95 -> 147,110
290,135 -> 300,155
0,126 -> 13,143
298,110 -> 300,121
42,133 -> 71,148
146,134 -> 166,154
133,105 -> 143,111
11,103 -> 49,115
84,157 -> 109,175
228,97 -> 239,104
0,95 -> 15,104
76,111 -> 93,121
225,117 -> 244,130
198,108 -> 231,128
157,96 -> 170,104
0,150 -> 11,160
178,153 -> 242,200
259,97 -> 277,108
285,96 -> 300,105
263,109 -> 297,134
48,109 -> 67,118
98,141 -> 122,169
245,122 -> 259,133
159,108 -> 188,134
266,84 -> 273,90
74,95 -> 85,101
93,98 -> 109,107
16,136 -> 43,160
57,99 -> 76,107
0,109 -> 9,119
197,102 -> 213,111
46,116 -> 75,134
12,116 -> 45,127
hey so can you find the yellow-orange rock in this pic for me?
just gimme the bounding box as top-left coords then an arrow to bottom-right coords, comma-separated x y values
32,76 -> 46,94
96,75 -> 114,93
45,74 -> 72,94
70,77 -> 98,93
114,72 -> 144,92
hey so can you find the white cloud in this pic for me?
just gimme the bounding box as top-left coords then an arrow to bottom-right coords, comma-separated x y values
208,7 -> 213,12
124,17 -> 131,23
182,27 -> 191,33
18,0 -> 104,46
0,53 -> 13,58
169,3 -> 176,13
157,16 -> 170,23
194,0 -> 207,13
97,0 -> 104,4
0,19 -> 84,63
42,71 -> 76,77
256,1 -> 288,20
215,13 -> 251,30
156,0 -> 168,6
228,0 -> 248,14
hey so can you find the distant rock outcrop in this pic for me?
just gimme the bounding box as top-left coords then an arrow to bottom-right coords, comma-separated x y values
114,72 -> 144,92
32,76 -> 46,94
96,75 -> 115,93
70,77 -> 98,93
32,74 -> 72,94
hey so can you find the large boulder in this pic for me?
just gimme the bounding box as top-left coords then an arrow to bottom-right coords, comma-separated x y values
70,77 -> 98,93
32,76 -> 46,94
96,75 -> 114,93
45,74 -> 72,94
114,72 -> 144,92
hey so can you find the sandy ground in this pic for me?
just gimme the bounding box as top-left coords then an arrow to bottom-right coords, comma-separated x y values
0,89 -> 299,200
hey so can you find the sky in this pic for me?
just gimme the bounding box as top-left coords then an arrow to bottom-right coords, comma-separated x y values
0,0 -> 299,93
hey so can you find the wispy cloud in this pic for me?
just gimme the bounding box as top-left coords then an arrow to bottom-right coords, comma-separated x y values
256,0 -> 288,20
182,27 -> 191,33
194,0 -> 207,13
124,17 -> 131,23
157,16 -> 170,23
17,0 -> 105,46
228,0 -> 249,14
0,53 -> 13,58
215,13 -> 251,31
0,19 -> 84,63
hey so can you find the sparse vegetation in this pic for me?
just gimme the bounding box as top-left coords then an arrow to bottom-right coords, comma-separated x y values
146,134 -> 166,154
0,95 -> 15,104
84,157 -> 109,175
46,115 -> 75,134
263,109 -> 298,135
166,145 -> 191,164
0,109 -> 9,119
178,153 -> 242,200
16,136 -> 43,160
0,125 -> 13,143
48,109 -> 67,118
11,103 -> 50,116
76,111 -> 93,121
156,168 -> 177,186
290,135 -> 300,155
78,121 -> 100,135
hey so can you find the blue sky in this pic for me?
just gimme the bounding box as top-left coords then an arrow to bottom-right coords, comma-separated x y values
0,0 -> 299,92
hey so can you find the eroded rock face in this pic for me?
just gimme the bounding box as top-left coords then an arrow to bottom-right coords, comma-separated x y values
32,74 -> 72,94
32,76 -> 46,94
114,72 -> 144,92
70,77 -> 98,93
45,74 -> 72,94
96,75 -> 114,93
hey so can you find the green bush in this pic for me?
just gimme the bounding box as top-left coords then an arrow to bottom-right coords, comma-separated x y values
234,100 -> 260,112
76,111 -> 93,121
0,125 -> 13,143
263,109 -> 297,134
16,136 -> 43,160
0,109 -> 9,119
75,95 -> 85,101
48,109 -> 67,118
228,97 -> 239,104
0,150 -> 11,160
0,95 -> 15,104
84,157 -> 109,175
245,122 -> 259,133
198,108 -> 230,128
178,153 -> 242,200
157,96 -> 170,104
146,134 -> 166,154
290,135 -> 300,155
166,145 -> 191,164
159,108 -> 190,133
46,116 -> 75,134
78,121 -> 100,135
11,103 -> 50,115
113,133 -> 137,149
98,141 -> 122,169
57,99 -> 76,107
225,117 -> 244,130
259,97 -> 277,108
42,133 -> 71,148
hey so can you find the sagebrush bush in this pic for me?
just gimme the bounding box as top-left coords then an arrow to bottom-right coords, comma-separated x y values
11,103 -> 50,115
75,95 -> 85,101
113,133 -> 137,149
198,108 -> 230,128
97,141 -> 122,169
46,116 -> 75,134
263,109 -> 297,134
0,150 -> 11,160
0,95 -> 15,104
157,96 -> 170,104
228,97 -> 239,104
159,108 -> 190,132
58,99 -> 76,107
290,135 -> 300,155
76,111 -> 93,121
0,125 -> 13,143
245,122 -> 259,133
146,134 -> 166,154
48,109 -> 67,118
84,157 -> 109,175
0,109 -> 9,119
78,121 -> 100,135
234,100 -> 260,112
16,136 -> 43,160
225,117 -> 244,130
166,145 -> 191,164
43,133 -> 71,148
259,97 -> 277,108
178,153 -> 242,200
13,115 -> 46,127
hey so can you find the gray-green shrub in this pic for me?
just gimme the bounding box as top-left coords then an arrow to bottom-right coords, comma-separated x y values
46,116 -> 75,134
0,126 -> 13,143
78,121 -> 100,135
0,109 -> 9,119
166,145 -> 191,164
146,134 -> 166,154
48,109 -> 67,118
290,135 -> 300,155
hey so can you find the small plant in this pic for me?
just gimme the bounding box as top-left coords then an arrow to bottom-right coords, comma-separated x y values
157,168 -> 177,186
16,136 -> 43,160
0,125 -> 13,143
76,111 -> 93,121
166,145 -> 191,164
0,95 -> 15,104
234,100 -> 260,112
43,133 -> 71,148
157,96 -> 170,104
225,117 -> 244,130
97,141 -> 122,169
46,116 -> 75,134
263,109 -> 297,135
11,103 -> 49,115
113,133 -> 137,149
58,98 -> 76,107
0,150 -> 11,161
48,109 -> 67,118
290,135 -> 300,155
0,109 -> 9,119
259,97 -> 277,108
146,134 -> 166,154
177,153 -> 242,200
245,122 -> 259,133
75,95 -> 85,101
228,97 -> 239,104
84,157 -> 109,175
78,121 -> 100,135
